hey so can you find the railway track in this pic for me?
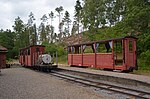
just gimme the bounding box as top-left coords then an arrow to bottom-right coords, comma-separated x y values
50,70 -> 150,99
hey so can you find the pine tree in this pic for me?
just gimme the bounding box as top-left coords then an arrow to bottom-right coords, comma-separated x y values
55,6 -> 64,41
74,0 -> 82,43
49,11 -> 55,26
27,12 -> 37,45
55,6 -> 64,32
13,16 -> 25,48
63,11 -> 71,37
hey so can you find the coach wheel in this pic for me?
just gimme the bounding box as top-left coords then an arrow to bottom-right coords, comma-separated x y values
123,67 -> 133,73
103,68 -> 113,71
39,67 -> 42,71
47,68 -> 51,72
129,67 -> 134,72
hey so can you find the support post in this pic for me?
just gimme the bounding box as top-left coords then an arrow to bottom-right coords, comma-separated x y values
53,53 -> 54,64
56,52 -> 58,65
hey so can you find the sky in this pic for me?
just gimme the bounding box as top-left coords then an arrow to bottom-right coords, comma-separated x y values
0,0 -> 76,32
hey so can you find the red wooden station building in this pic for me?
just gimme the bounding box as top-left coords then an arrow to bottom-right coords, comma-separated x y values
0,45 -> 7,70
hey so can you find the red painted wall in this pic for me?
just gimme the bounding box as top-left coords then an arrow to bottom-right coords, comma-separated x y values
72,54 -> 82,66
68,53 -> 113,68
68,54 -> 72,65
83,54 -> 95,67
0,53 -> 6,69
30,46 -> 45,66
96,53 -> 113,69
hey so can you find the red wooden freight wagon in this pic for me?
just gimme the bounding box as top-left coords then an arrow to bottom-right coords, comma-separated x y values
19,45 -> 58,71
19,45 -> 45,66
68,36 -> 137,72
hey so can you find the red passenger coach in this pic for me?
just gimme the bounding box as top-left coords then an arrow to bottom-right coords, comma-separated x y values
68,36 -> 137,72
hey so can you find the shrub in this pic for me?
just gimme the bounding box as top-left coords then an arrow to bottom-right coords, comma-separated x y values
138,50 -> 150,70
43,43 -> 66,57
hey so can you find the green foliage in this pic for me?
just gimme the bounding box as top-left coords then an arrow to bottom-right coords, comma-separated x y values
39,23 -> 46,43
58,55 -> 68,64
124,0 -> 150,58
43,42 -> 67,64
13,16 -> 27,49
124,0 -> 150,35
83,25 -> 126,41
74,0 -> 82,29
74,0 -> 82,18
55,6 -> 64,24
81,0 -> 126,33
0,30 -> 14,49
42,42 -> 66,57
8,48 -> 19,59
0,29 -> 16,59
62,11 -> 72,37
138,50 -> 150,70
140,50 -> 150,65
28,12 -> 37,45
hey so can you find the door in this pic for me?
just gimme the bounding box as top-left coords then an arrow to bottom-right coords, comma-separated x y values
23,55 -> 25,65
126,39 -> 136,69
0,55 -> 1,69
114,40 -> 123,66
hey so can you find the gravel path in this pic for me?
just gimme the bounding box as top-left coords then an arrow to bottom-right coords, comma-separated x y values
0,67 -> 113,99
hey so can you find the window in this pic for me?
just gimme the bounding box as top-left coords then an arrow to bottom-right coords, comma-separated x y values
25,50 -> 27,55
36,48 -> 40,52
68,47 -> 72,54
96,42 -> 112,53
129,40 -> 133,51
74,46 -> 81,54
84,45 -> 94,53
114,41 -> 122,53
28,49 -> 30,55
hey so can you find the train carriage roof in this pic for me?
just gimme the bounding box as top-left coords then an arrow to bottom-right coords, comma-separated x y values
20,45 -> 45,51
68,36 -> 137,47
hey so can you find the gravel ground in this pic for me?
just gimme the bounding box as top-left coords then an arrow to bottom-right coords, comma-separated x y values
0,67 -> 114,99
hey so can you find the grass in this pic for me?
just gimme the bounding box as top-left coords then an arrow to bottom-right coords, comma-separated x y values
131,59 -> 150,76
131,70 -> 150,76
58,55 -> 68,65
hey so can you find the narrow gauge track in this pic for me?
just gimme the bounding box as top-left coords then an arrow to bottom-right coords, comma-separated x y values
50,70 -> 150,99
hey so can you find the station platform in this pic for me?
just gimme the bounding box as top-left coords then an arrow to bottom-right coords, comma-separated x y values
58,65 -> 150,89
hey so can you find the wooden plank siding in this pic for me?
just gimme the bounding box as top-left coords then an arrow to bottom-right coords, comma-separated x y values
68,36 -> 137,71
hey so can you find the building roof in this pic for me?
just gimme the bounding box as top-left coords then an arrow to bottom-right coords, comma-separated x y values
0,45 -> 7,52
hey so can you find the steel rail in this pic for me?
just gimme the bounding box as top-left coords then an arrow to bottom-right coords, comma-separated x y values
50,70 -> 150,99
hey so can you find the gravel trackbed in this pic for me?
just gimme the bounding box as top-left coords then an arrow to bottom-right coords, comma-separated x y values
0,67 -> 112,99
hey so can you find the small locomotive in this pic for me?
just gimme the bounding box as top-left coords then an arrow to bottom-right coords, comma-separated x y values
19,45 -> 57,71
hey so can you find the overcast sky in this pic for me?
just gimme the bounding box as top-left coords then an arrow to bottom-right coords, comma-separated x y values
0,0 -> 76,32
